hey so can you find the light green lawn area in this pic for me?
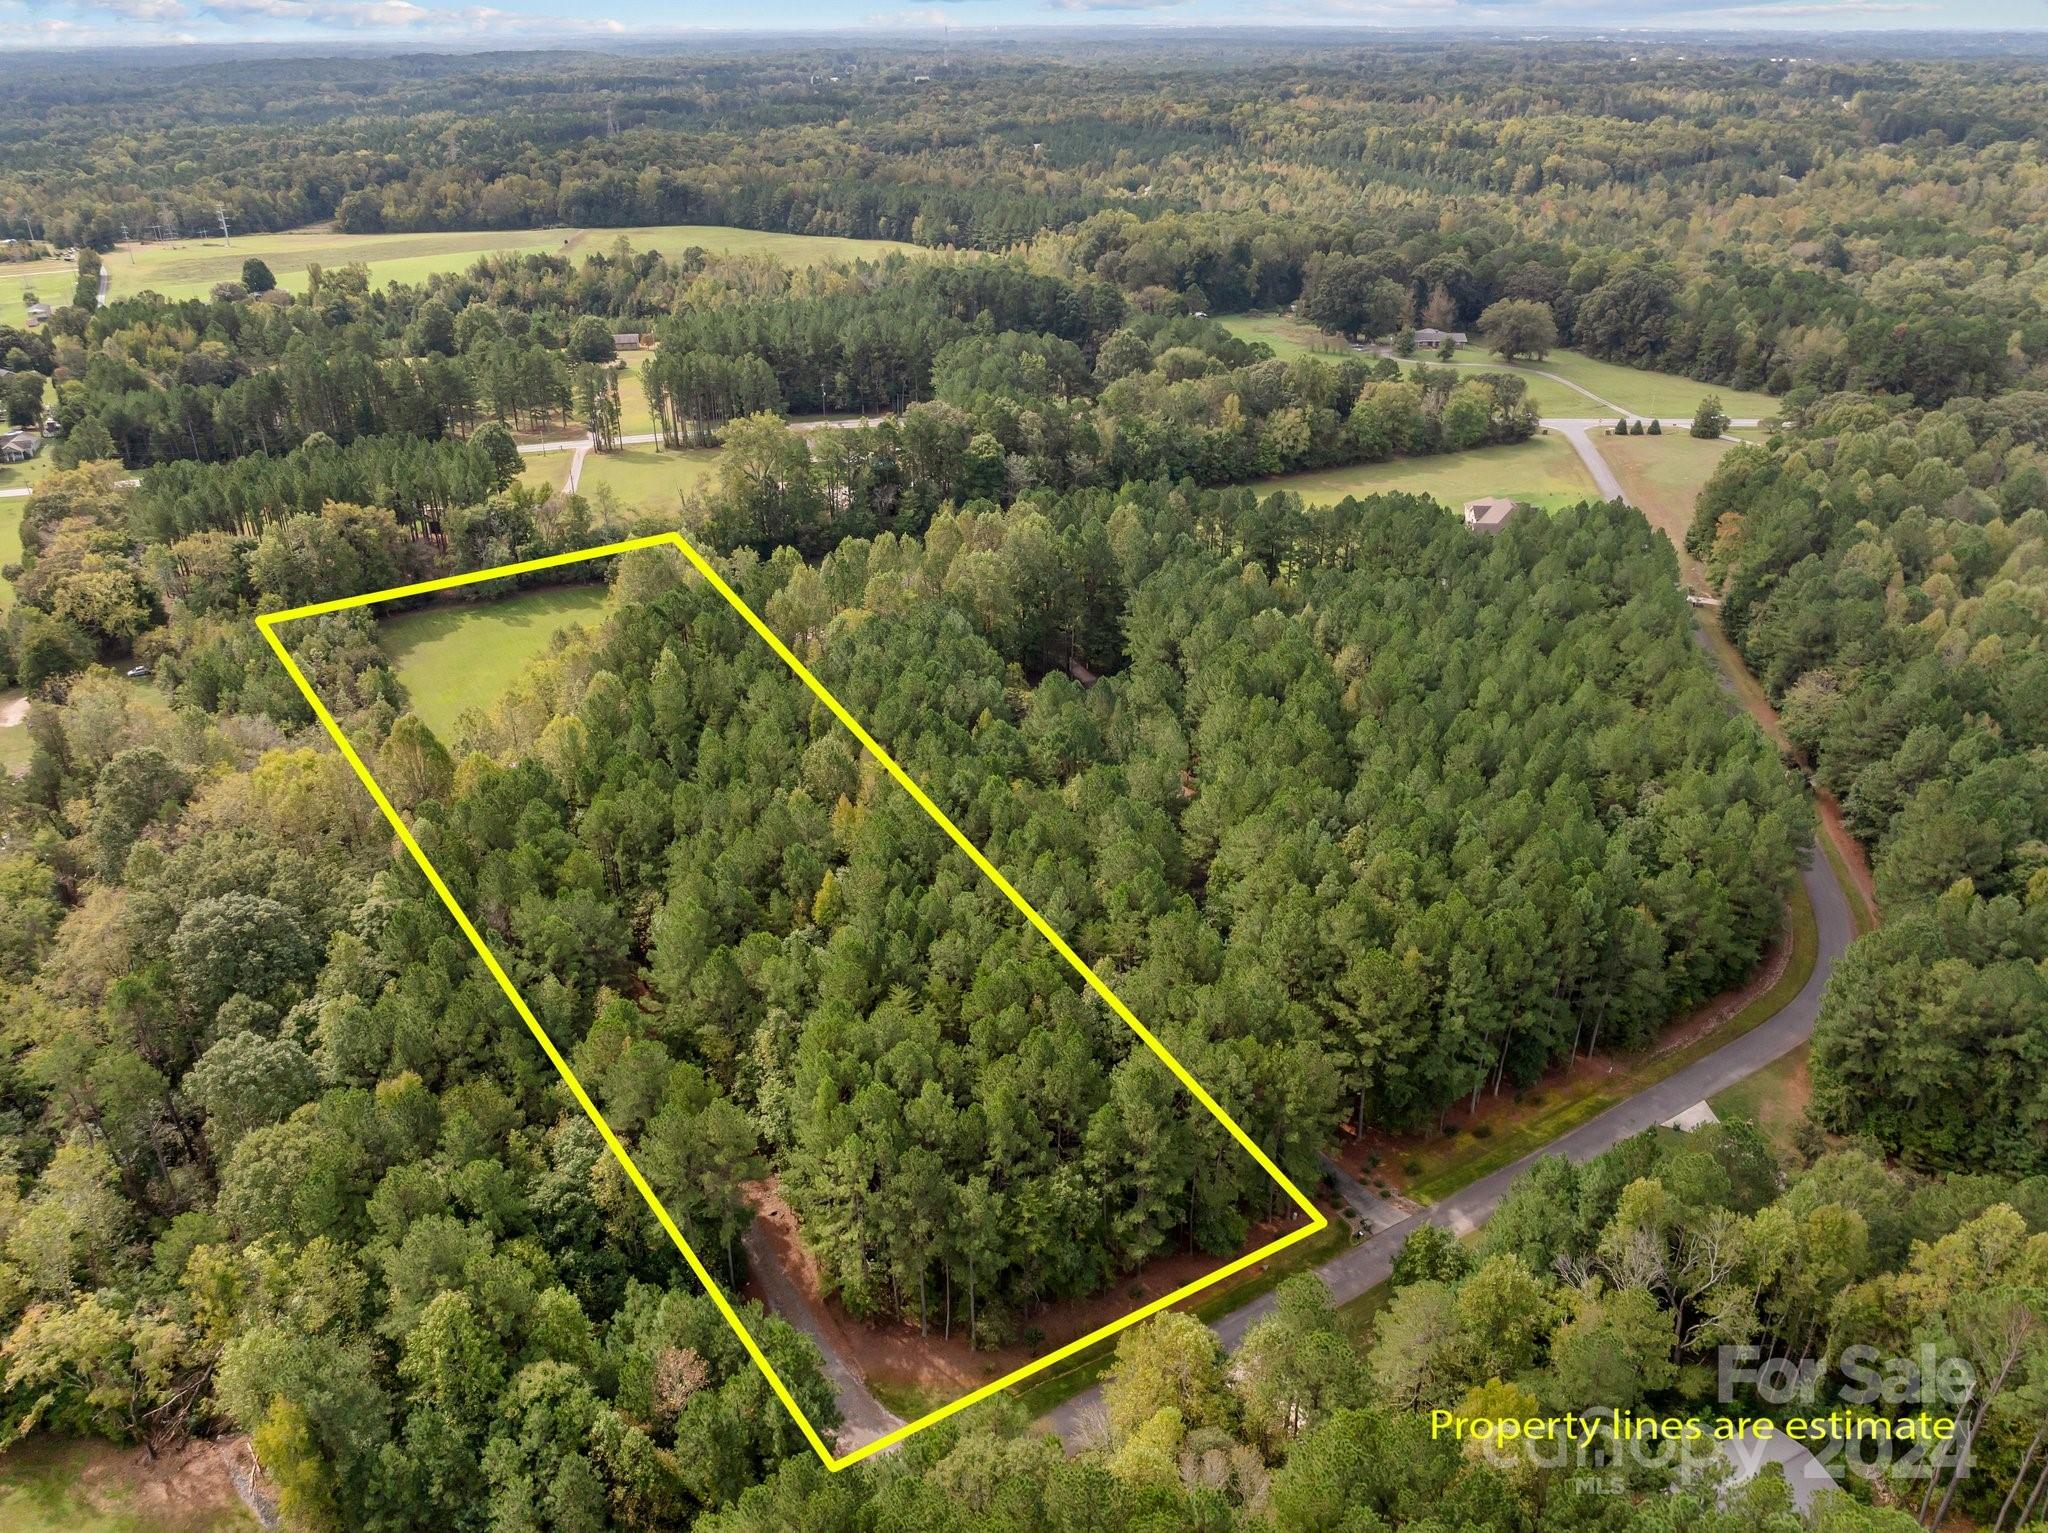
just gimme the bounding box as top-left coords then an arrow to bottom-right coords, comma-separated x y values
1,494 -> 23,607
379,583 -> 612,739
614,362 -> 660,437
1218,312 -> 1352,362
1220,313 -> 1778,420
517,451 -> 575,497
1254,433 -> 1597,512
1598,431 -> 1736,576
0,452 -> 52,498
89,224 -> 924,306
0,1437 -> 256,1533
4,259 -> 83,325
575,446 -> 721,510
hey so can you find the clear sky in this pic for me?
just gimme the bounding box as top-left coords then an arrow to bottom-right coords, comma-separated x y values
5,0 -> 2040,51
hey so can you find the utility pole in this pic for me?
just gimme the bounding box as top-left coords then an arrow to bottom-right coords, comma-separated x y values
215,204 -> 232,245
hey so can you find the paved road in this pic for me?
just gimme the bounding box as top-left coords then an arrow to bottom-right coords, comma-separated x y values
1047,838 -> 1853,1448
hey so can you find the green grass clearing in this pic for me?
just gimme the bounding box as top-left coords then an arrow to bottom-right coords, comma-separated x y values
1402,877 -> 1818,1205
80,224 -> 924,308
0,453 -> 50,498
0,1437 -> 256,1533
379,583 -> 612,739
574,446 -> 721,510
517,452 -> 575,497
1254,433 -> 1597,512
0,494 -> 24,608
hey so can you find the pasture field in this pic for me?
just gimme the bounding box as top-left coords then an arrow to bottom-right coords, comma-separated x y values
1598,430 -> 1737,579
574,445 -> 721,509
10,224 -> 924,315
0,453 -> 51,496
1219,313 -> 1779,420
517,451 -> 576,497
1253,433 -> 1597,511
378,583 -> 612,738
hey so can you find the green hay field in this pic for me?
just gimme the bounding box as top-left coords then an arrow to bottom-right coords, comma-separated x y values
8,224 -> 924,316
574,446 -> 722,509
378,584 -> 612,739
1253,433 -> 1598,511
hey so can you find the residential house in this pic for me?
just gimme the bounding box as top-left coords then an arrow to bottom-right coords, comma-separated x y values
1,429 -> 42,463
1463,497 -> 1521,533
612,332 -> 647,352
1412,327 -> 1468,349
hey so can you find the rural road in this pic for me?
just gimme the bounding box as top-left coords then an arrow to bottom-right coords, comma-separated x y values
740,1221 -> 907,1453
1045,840 -> 1854,1448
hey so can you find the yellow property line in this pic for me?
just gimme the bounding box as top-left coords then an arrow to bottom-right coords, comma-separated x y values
256,530 -> 1326,1471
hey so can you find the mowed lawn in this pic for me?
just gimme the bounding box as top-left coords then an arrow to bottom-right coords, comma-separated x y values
1599,432 -> 1739,576
1255,433 -> 1598,511
0,494 -> 25,606
517,451 -> 576,497
78,224 -> 925,306
575,446 -> 721,509
378,584 -> 612,738
1219,312 -> 1778,420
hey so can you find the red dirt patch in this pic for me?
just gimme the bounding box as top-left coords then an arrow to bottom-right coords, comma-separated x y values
741,1178 -> 1323,1403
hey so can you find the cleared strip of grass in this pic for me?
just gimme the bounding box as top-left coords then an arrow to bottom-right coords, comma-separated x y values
1403,877 -> 1818,1205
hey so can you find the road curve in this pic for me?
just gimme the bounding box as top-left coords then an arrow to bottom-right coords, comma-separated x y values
1045,837 -> 1853,1448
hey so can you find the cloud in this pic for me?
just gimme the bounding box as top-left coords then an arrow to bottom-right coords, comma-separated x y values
1044,0 -> 1195,11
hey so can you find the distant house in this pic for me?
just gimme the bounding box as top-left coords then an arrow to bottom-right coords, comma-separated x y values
1,429 -> 42,463
1412,327 -> 1467,349
24,302 -> 52,325
612,332 -> 647,352
1463,497 -> 1521,533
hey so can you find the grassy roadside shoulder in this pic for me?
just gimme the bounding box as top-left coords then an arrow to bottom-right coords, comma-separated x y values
1009,1206 -> 1354,1420
1402,876 -> 1818,1205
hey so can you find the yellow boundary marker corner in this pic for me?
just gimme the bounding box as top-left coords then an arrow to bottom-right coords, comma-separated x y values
255,530 -> 1326,1471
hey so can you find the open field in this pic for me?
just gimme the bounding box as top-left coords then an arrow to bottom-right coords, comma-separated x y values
14,224 -> 924,314
517,451 -> 576,497
0,1437 -> 257,1533
575,445 -> 721,509
1254,433 -> 1597,511
378,583 -> 611,738
1,494 -> 23,604
0,452 -> 51,497
1219,313 -> 1779,420
1598,431 -> 1737,591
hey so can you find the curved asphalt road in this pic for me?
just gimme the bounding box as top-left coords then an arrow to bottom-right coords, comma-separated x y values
1046,840 -> 1853,1447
